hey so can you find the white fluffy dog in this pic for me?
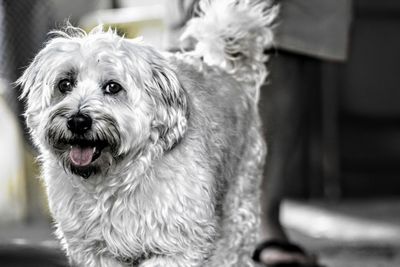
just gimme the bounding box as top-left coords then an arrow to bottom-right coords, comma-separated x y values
18,0 -> 277,266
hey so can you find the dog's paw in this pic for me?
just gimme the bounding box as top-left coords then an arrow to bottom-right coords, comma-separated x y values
139,256 -> 193,267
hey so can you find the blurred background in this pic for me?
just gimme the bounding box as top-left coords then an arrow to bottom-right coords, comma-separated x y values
1,0 -> 400,266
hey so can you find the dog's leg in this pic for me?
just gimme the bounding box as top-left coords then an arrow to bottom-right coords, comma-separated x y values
70,255 -> 128,267
139,254 -> 202,267
208,122 -> 266,267
67,249 -> 128,267
55,228 -> 127,267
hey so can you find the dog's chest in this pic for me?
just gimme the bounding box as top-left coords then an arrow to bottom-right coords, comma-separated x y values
51,164 -> 217,260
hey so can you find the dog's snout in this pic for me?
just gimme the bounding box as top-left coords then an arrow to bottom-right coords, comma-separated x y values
67,113 -> 92,134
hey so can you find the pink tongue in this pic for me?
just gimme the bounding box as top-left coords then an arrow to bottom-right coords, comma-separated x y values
69,146 -> 95,167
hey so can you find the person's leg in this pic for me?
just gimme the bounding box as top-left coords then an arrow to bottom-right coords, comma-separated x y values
259,51 -> 306,239
257,51 -> 319,266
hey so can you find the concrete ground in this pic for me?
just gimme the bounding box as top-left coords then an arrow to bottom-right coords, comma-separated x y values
282,199 -> 400,267
1,199 -> 400,266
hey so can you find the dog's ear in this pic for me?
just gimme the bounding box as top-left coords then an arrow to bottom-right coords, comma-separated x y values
16,47 -> 54,106
17,54 -> 42,103
16,48 -> 54,130
148,63 -> 189,151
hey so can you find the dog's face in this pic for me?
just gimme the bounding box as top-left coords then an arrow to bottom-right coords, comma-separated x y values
18,27 -> 188,178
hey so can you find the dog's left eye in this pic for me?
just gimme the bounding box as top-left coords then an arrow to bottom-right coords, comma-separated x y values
103,82 -> 123,95
58,79 -> 74,93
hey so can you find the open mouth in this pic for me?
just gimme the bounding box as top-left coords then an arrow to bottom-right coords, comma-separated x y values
67,139 -> 108,167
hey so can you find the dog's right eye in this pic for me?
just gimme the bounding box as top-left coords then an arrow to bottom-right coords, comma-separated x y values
58,79 -> 73,93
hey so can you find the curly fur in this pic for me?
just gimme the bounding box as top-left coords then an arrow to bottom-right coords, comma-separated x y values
181,0 -> 278,101
17,0 -> 277,266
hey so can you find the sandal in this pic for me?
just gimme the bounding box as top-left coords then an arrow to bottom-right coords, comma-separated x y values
252,240 -> 324,267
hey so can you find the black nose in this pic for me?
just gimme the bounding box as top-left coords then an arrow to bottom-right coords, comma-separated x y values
67,113 -> 92,134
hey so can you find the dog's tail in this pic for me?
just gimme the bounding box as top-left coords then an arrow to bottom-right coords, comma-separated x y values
180,0 -> 278,101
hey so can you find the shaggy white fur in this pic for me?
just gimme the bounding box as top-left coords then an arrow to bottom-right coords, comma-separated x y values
181,0 -> 278,101
17,0 -> 277,266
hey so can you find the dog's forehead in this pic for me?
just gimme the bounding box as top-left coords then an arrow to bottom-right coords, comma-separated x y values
46,34 -> 155,75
